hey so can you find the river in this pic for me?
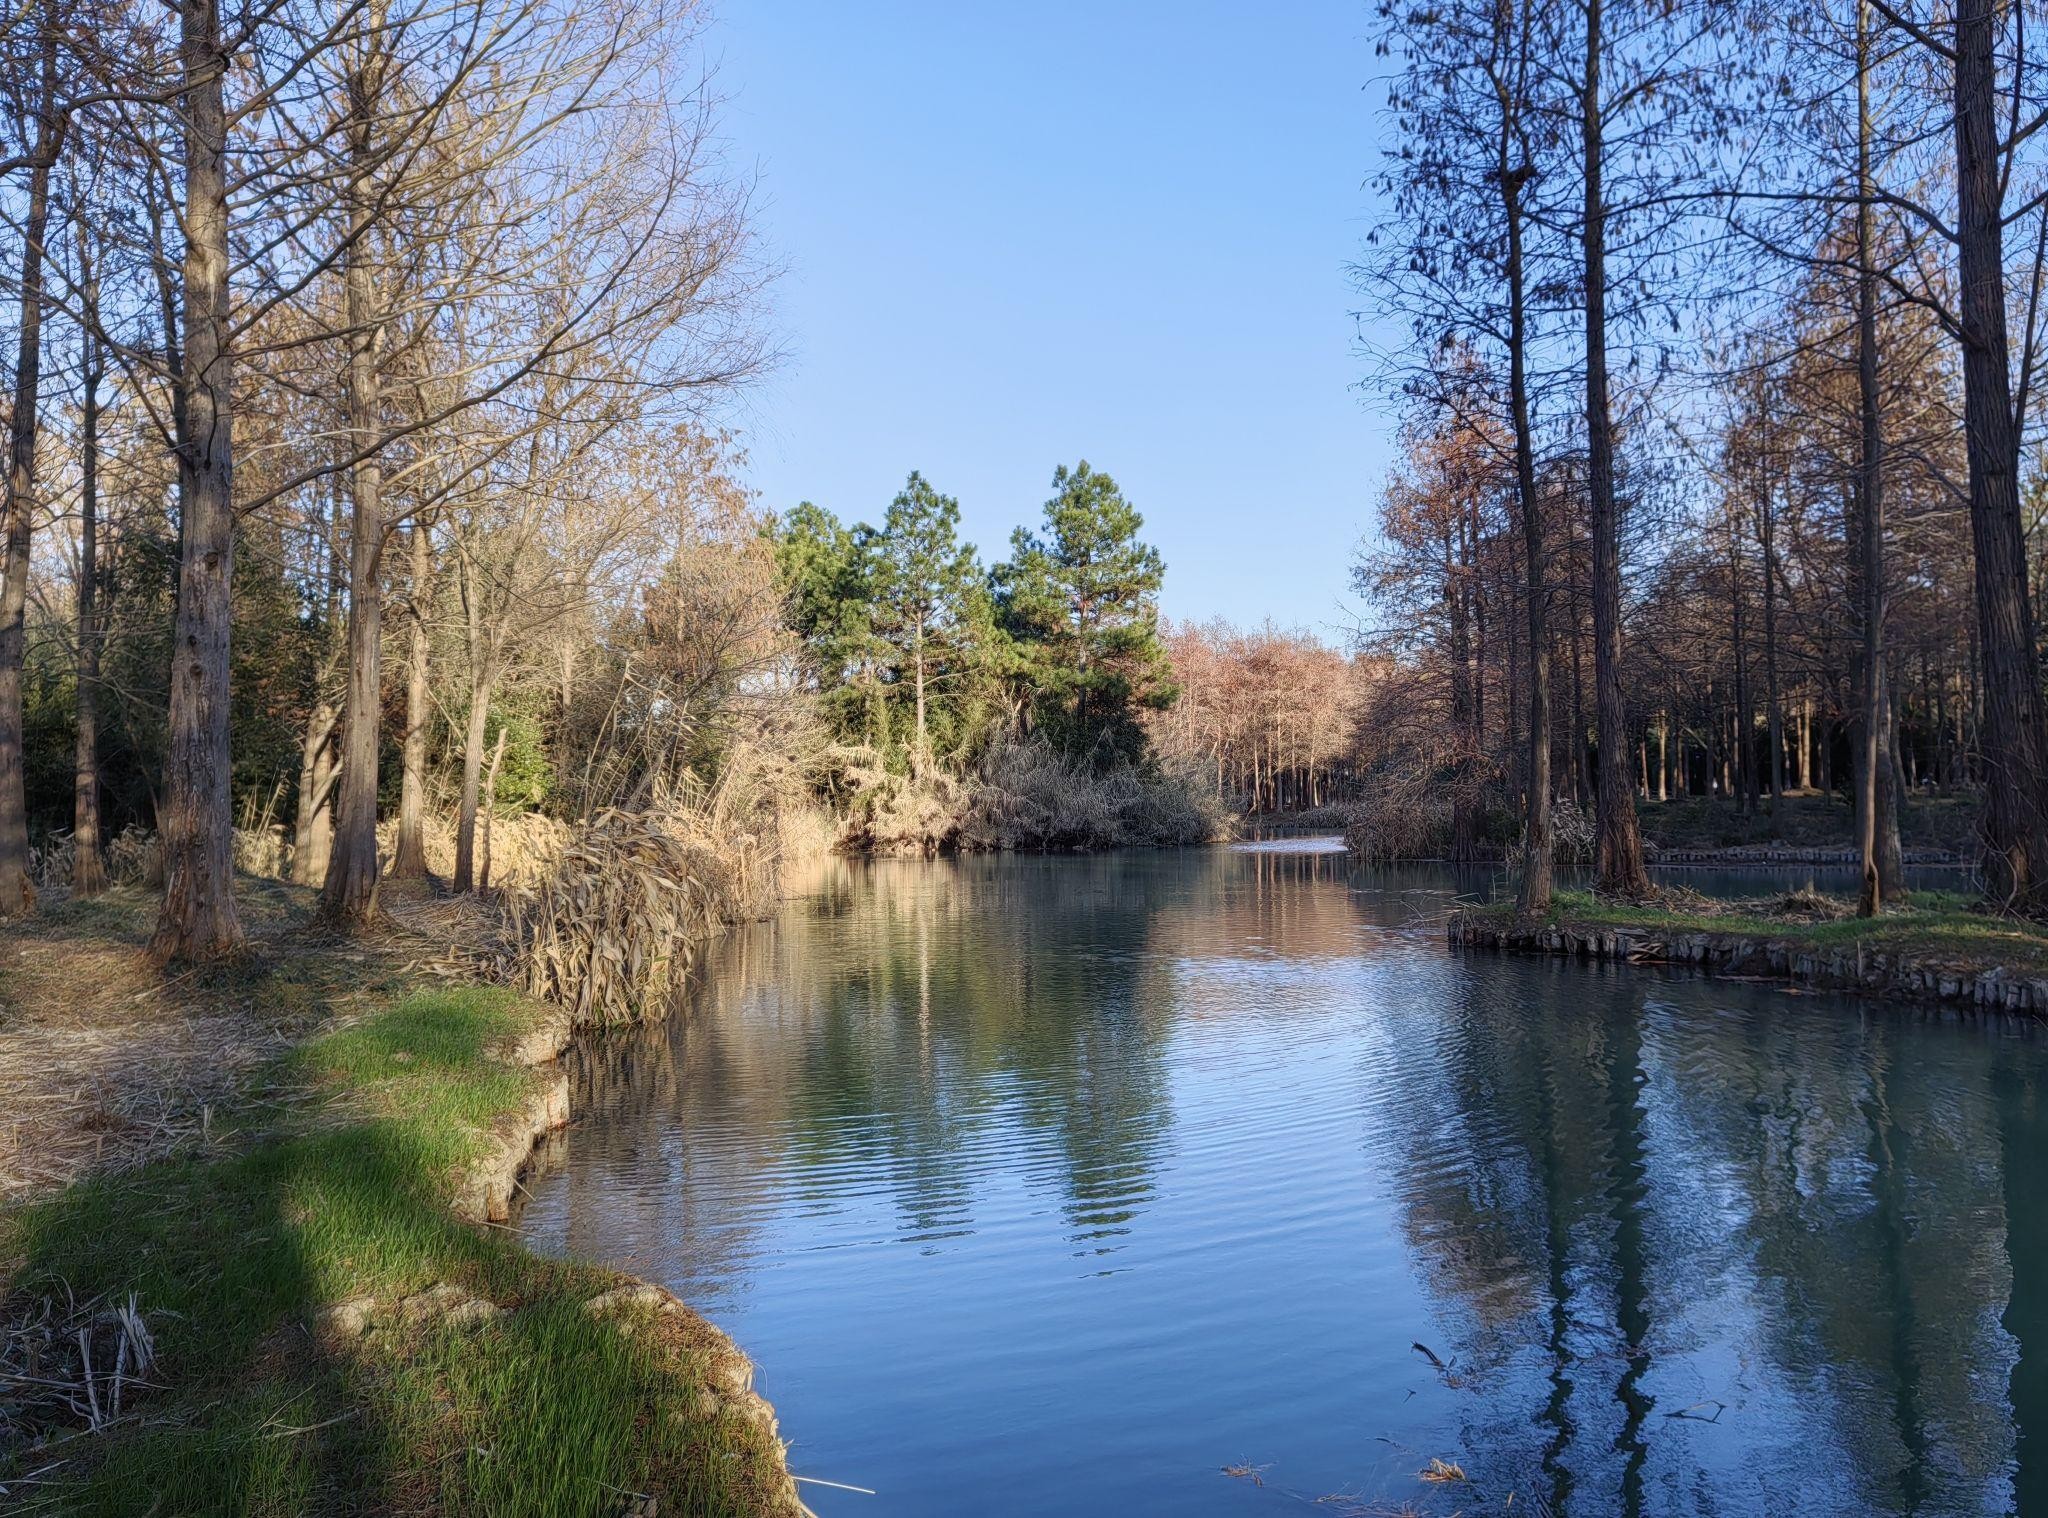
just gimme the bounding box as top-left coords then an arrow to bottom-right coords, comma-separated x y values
519,845 -> 2046,1516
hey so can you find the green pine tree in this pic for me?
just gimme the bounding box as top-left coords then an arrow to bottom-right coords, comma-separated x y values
997,461 -> 1176,767
873,473 -> 983,775
773,502 -> 888,747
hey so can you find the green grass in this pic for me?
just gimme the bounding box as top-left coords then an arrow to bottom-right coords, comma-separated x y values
2,984 -> 788,1517
1466,886 -> 2048,978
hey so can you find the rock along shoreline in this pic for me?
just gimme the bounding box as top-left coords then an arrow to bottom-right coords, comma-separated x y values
1448,911 -> 2048,1017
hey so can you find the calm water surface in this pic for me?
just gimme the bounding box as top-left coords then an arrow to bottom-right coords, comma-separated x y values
519,847 -> 2048,1517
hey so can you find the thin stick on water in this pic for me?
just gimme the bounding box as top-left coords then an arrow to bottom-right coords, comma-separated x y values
792,1475 -> 878,1496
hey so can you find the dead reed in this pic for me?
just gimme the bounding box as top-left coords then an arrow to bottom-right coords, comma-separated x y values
508,801 -> 775,1025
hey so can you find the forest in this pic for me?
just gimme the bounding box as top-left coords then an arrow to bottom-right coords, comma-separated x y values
14,2 -> 2048,1514
1358,0 -> 2048,919
8,0 -> 2048,972
0,0 -> 1354,974
0,0 -> 1373,975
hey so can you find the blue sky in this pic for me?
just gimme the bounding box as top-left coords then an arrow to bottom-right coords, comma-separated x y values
711,1 -> 1395,634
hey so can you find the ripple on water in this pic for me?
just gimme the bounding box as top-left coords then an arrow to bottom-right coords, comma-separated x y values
519,853 -> 2045,1518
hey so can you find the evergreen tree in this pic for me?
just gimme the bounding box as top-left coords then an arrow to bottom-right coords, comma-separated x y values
873,472 -> 982,775
774,502 -> 887,747
998,461 -> 1175,766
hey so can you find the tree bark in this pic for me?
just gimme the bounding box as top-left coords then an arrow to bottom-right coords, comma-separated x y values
0,23 -> 60,917
1505,162 -> 1553,913
153,0 -> 244,961
1448,519 -> 1478,858
478,723 -> 507,891
72,265 -> 108,898
1955,0 -> 2048,911
1856,3 -> 1884,916
453,673 -> 490,892
1757,466 -> 1785,814
318,15 -> 392,926
291,701 -> 339,885
1579,0 -> 1649,894
390,517 -> 433,878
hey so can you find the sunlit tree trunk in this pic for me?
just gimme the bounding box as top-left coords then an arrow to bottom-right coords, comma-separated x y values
390,518 -> 433,878
291,701 -> 340,886
153,0 -> 244,961
320,6 -> 393,925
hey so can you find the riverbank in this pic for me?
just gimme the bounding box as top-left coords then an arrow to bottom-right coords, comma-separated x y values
0,885 -> 800,1516
1449,888 -> 2048,1014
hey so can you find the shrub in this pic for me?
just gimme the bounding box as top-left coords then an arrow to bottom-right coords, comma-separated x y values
821,737 -> 1226,854
957,740 -> 1224,851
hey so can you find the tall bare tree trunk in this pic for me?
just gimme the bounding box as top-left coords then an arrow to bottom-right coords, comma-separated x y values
72,257 -> 108,897
320,15 -> 391,926
0,23 -> 59,918
1448,521 -> 1478,858
153,0 -> 244,961
291,700 -> 339,885
1757,469 -> 1785,815
1505,161 -> 1552,913
1729,517 -> 1756,817
1856,3 -> 1891,918
390,518 -> 432,878
1581,0 -> 1649,895
1955,0 -> 2048,911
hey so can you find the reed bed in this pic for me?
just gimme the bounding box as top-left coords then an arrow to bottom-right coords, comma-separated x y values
375,812 -> 570,890
509,802 -> 775,1026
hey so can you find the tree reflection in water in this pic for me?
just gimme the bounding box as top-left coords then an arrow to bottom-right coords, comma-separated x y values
520,851 -> 2048,1517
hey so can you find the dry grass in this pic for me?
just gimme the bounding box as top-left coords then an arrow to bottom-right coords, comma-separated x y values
1767,884 -> 1857,921
0,1289 -> 158,1449
375,812 -> 570,891
0,882 -> 410,1204
1,796 -> 783,1196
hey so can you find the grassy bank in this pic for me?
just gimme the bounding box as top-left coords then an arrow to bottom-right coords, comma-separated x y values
1342,788 -> 1980,866
1453,886 -> 2048,1011
1,894 -> 794,1516
1638,791 -> 1975,856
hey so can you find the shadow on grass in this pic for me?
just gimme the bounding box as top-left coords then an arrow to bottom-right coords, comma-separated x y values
1,987 -> 786,1517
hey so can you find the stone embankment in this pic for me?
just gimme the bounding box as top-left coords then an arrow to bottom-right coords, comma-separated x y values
1449,913 -> 2048,1015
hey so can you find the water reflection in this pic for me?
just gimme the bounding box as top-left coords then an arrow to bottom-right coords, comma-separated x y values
521,851 -> 2048,1517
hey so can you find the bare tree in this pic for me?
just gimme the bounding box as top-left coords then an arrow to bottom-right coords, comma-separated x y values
1369,0 -> 1561,910
0,8 -> 66,915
